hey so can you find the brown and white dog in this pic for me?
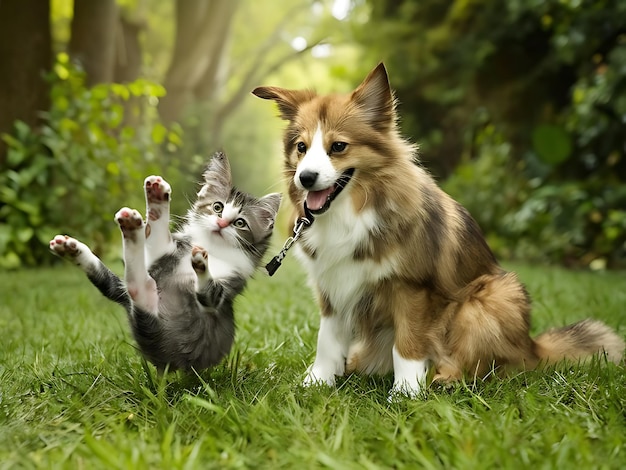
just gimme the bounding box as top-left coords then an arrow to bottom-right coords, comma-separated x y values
253,63 -> 624,398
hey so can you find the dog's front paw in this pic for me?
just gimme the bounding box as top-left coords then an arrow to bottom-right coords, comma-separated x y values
115,207 -> 144,239
302,366 -> 336,387
388,380 -> 425,402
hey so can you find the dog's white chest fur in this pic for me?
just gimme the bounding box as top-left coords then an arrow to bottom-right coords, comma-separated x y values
296,196 -> 394,319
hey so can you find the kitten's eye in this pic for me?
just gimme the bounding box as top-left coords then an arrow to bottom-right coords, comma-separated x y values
296,142 -> 307,154
212,202 -> 224,214
233,218 -> 247,229
331,142 -> 348,153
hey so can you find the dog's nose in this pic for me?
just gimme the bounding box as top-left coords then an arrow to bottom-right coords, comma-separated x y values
299,170 -> 319,189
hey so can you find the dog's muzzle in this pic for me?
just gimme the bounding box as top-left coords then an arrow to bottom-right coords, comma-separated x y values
302,168 -> 355,215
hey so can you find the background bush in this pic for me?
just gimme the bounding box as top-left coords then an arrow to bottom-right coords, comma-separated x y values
0,54 -> 185,268
357,0 -> 626,268
2,1 -> 625,269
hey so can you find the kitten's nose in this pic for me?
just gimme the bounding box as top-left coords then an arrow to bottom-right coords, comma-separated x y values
299,170 -> 319,189
217,218 -> 229,229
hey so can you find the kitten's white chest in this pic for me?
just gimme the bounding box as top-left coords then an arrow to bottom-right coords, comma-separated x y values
207,252 -> 246,279
184,225 -> 254,279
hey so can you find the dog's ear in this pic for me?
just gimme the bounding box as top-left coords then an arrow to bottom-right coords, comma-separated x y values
351,63 -> 396,132
252,87 -> 315,121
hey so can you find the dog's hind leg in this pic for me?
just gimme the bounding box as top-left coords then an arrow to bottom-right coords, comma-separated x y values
388,287 -> 436,399
446,272 -> 537,377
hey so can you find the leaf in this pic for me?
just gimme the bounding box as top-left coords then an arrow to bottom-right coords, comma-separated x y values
0,186 -> 18,204
2,133 -> 23,151
183,395 -> 227,416
0,251 -> 21,269
151,123 -> 167,144
531,124 -> 572,165
106,162 -> 120,176
17,227 -> 34,243
6,148 -> 26,167
0,225 -> 10,250
59,117 -> 78,132
111,83 -> 130,101
91,85 -> 109,101
168,129 -> 183,146
36,226 -> 59,245
54,62 -> 70,80
14,120 -> 31,140
120,127 -> 135,140
84,432 -> 122,468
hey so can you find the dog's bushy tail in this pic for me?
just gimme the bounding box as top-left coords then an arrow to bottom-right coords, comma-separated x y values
533,319 -> 624,365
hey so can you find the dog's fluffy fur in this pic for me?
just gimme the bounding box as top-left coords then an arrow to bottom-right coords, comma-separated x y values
253,63 -> 625,397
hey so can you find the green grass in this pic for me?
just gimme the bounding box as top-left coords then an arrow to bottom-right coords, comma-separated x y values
1,258 -> 625,469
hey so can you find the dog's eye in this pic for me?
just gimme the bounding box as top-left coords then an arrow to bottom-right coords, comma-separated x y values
233,218 -> 247,229
212,202 -> 224,214
296,142 -> 307,154
331,142 -> 348,153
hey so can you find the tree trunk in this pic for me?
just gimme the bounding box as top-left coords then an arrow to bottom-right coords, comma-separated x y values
0,0 -> 52,166
69,0 -> 118,86
114,16 -> 145,83
159,0 -> 239,124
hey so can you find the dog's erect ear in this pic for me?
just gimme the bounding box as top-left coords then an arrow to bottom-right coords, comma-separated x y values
351,63 -> 396,132
252,86 -> 316,121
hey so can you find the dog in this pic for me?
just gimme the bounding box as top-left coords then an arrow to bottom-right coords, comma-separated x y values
252,63 -> 625,398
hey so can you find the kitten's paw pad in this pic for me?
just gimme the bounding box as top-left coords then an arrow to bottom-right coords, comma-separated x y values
144,176 -> 171,204
191,245 -> 208,273
115,208 -> 144,238
49,235 -> 83,259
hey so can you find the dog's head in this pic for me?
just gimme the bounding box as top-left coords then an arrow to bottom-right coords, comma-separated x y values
253,63 -> 408,216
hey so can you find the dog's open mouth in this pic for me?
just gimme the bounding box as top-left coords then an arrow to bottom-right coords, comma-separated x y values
305,168 -> 355,215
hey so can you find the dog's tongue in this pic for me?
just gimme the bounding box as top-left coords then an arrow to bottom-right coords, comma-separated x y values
306,188 -> 333,211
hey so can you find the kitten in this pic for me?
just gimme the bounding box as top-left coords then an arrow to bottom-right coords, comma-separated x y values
49,152 -> 281,372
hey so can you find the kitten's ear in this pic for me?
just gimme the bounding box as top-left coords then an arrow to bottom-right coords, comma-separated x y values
200,152 -> 232,194
258,193 -> 282,229
252,87 -> 316,121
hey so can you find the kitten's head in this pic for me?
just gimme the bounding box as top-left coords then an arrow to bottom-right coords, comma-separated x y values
191,152 -> 282,265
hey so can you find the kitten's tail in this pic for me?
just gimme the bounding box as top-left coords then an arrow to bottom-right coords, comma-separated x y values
533,319 -> 624,365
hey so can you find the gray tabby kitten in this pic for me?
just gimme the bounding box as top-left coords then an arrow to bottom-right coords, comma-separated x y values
49,152 -> 281,372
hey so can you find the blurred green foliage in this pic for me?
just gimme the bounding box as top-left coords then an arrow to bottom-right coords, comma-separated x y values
0,53 -> 183,268
356,0 -> 626,267
2,1 -> 625,268
444,126 -> 626,268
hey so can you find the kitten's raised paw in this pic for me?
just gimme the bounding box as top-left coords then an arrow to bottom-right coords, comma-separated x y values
49,235 -> 84,260
49,234 -> 80,257
115,208 -> 144,239
191,245 -> 208,274
144,176 -> 171,204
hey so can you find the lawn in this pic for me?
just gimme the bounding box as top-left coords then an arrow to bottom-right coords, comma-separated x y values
1,257 -> 625,469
